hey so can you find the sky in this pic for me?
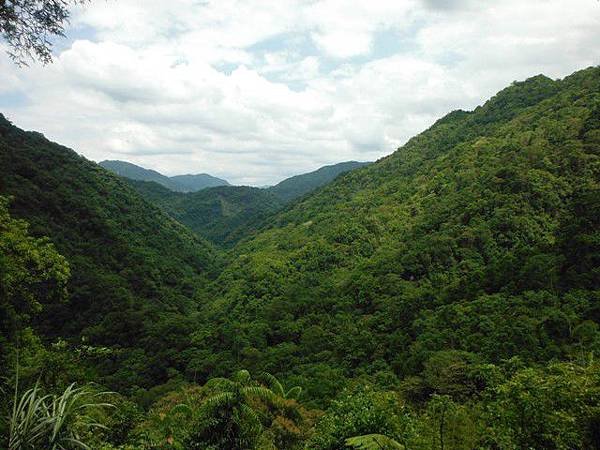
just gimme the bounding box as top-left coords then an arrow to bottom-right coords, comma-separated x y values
0,0 -> 599,185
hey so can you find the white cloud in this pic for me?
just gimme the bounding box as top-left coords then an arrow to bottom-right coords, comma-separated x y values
0,0 -> 599,185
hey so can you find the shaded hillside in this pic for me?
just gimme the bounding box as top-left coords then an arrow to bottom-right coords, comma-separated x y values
127,180 -> 284,247
267,161 -> 371,202
99,160 -> 229,192
195,67 -> 600,403
0,116 -> 219,390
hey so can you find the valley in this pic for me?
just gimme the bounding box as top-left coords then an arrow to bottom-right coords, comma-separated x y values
1,66 -> 599,449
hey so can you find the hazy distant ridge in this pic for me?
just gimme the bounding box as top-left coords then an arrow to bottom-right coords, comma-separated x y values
99,160 -> 230,192
122,159 -> 372,246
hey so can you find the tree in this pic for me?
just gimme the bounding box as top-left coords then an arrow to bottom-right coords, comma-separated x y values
483,362 -> 600,449
421,394 -> 480,450
426,395 -> 455,450
184,370 -> 280,450
0,195 -> 70,365
0,0 -> 88,65
308,388 -> 415,450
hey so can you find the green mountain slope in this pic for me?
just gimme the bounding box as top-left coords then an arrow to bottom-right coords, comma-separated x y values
124,161 -> 368,247
127,180 -> 284,247
1,66 -> 599,450
267,161 -> 371,202
0,116 -> 219,390
125,161 -> 370,246
99,160 -> 229,192
195,67 -> 600,402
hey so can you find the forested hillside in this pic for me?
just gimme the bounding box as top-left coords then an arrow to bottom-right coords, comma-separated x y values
267,161 -> 371,203
0,116 -> 219,392
127,180 -> 285,247
189,67 -> 600,445
125,161 -> 370,246
199,68 -> 600,389
1,67 -> 599,449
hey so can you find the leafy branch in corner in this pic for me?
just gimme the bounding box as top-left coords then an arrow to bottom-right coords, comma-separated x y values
0,0 -> 90,66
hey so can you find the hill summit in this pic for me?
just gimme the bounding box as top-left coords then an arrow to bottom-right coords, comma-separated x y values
99,159 -> 230,192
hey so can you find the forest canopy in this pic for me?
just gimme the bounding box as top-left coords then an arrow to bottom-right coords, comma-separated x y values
0,66 -> 599,449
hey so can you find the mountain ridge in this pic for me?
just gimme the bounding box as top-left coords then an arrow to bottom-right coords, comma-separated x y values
99,159 -> 230,192
122,160 -> 372,246
193,66 -> 600,403
267,160 -> 371,202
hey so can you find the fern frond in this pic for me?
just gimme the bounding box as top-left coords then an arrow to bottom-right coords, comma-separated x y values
243,386 -> 277,401
233,369 -> 252,384
239,404 -> 262,427
285,386 -> 302,399
260,372 -> 285,397
204,377 -> 235,390
202,392 -> 235,409
345,434 -> 405,450
169,403 -> 194,417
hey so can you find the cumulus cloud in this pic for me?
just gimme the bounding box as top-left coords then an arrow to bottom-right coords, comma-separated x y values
0,0 -> 598,184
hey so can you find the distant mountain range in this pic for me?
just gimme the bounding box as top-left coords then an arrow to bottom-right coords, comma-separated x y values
110,160 -> 371,246
99,160 -> 230,192
100,159 -> 370,200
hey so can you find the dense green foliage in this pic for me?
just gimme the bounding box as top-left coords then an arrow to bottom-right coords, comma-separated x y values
0,195 -> 69,373
127,181 -> 285,247
99,160 -> 229,192
116,371 -> 315,450
124,161 -> 370,247
196,68 -> 600,398
267,161 -> 371,203
0,119 -> 220,393
1,66 -> 599,449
